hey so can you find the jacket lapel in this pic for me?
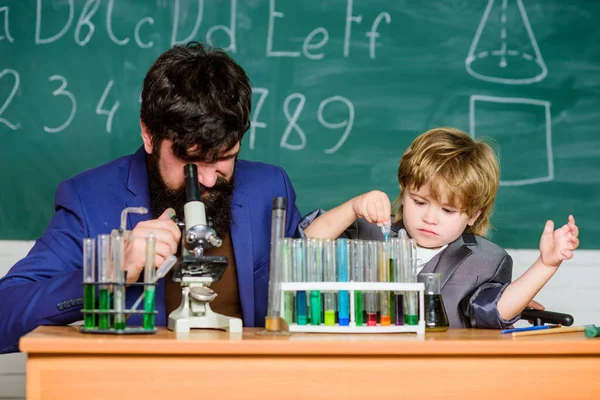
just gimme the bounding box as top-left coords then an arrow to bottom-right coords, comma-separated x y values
429,237 -> 473,289
125,147 -> 152,229
230,193 -> 254,326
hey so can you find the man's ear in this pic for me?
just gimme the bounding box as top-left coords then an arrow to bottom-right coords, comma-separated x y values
467,210 -> 482,226
140,121 -> 153,154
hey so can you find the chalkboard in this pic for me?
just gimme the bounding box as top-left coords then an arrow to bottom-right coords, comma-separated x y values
0,0 -> 598,249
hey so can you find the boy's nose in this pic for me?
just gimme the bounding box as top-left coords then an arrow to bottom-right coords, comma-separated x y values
422,207 -> 438,225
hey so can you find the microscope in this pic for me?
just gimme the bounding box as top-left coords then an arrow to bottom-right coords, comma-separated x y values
167,164 -> 243,333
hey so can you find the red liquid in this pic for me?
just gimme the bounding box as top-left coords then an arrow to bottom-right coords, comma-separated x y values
367,313 -> 377,326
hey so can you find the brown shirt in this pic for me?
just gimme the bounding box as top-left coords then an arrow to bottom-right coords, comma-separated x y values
165,232 -> 242,322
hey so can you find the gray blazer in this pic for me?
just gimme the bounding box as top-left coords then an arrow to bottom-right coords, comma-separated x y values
298,212 -> 519,328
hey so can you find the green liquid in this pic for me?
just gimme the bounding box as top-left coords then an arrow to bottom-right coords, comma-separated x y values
310,290 -> 321,325
354,291 -> 363,326
98,288 -> 111,330
143,288 -> 156,330
114,321 -> 126,330
83,284 -> 95,329
424,294 -> 449,332
404,314 -> 419,325
324,310 -> 336,326
284,292 -> 294,324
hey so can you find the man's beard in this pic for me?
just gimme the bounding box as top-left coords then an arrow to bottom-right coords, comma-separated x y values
147,152 -> 235,239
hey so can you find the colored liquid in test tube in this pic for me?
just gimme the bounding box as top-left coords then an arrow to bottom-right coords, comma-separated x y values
143,234 -> 156,330
351,240 -> 364,326
323,240 -> 337,326
292,239 -> 307,325
337,239 -> 350,326
389,238 -> 404,326
265,197 -> 286,331
97,234 -> 111,330
112,234 -> 126,331
83,238 -> 96,329
366,241 -> 378,326
307,239 -> 323,325
403,237 -> 419,326
379,241 -> 391,326
280,239 -> 294,324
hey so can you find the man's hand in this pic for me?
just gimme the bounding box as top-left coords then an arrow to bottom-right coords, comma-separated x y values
123,208 -> 181,283
539,215 -> 579,268
350,190 -> 391,226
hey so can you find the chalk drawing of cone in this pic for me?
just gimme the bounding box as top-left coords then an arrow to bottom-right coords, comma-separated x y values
465,0 -> 547,85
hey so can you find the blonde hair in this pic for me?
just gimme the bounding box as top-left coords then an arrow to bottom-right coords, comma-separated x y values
392,127 -> 500,236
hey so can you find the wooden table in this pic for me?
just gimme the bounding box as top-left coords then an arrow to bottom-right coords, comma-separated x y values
20,326 -> 600,399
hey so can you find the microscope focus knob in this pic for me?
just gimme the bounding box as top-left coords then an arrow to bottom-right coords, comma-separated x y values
185,231 -> 198,244
208,234 -> 222,248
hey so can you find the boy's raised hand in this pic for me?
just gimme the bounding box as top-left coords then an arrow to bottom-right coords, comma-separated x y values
539,215 -> 579,268
351,190 -> 391,226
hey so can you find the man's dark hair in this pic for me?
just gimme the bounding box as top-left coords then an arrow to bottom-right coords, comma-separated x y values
140,41 -> 251,161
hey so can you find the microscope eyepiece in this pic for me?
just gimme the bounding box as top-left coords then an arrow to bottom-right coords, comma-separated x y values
184,164 -> 202,202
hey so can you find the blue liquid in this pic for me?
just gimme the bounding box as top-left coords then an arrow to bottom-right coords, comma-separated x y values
338,290 -> 349,326
296,291 -> 307,325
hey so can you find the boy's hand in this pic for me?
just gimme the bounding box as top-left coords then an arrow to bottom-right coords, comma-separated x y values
122,208 -> 181,283
350,190 -> 391,226
539,215 -> 579,268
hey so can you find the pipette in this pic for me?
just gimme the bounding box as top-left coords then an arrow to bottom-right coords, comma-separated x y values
381,222 -> 391,241
130,255 -> 178,312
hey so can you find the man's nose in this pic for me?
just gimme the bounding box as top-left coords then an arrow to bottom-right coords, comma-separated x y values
196,164 -> 218,188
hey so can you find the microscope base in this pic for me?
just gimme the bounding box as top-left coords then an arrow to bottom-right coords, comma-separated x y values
167,302 -> 243,334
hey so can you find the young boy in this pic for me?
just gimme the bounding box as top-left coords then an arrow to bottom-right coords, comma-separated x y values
301,127 -> 579,328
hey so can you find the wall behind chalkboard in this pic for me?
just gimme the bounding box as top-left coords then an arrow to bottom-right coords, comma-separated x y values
0,0 -> 598,248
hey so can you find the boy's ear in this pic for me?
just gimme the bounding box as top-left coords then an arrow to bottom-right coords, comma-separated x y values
467,211 -> 482,226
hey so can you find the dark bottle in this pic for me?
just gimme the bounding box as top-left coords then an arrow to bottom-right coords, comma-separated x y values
419,273 -> 449,332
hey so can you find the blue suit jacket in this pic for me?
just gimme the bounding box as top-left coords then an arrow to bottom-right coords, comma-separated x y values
0,147 -> 302,353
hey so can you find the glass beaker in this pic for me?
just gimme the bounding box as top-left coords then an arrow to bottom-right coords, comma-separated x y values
418,273 -> 449,332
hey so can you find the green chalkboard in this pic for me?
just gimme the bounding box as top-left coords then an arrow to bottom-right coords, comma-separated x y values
0,0 -> 598,249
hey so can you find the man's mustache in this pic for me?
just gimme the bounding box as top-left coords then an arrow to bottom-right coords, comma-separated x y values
169,177 -> 232,198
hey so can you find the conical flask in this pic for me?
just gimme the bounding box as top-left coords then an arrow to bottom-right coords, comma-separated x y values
465,0 -> 547,84
418,273 -> 449,332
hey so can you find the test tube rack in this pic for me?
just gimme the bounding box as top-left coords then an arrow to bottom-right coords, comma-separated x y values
279,281 -> 425,334
81,281 -> 158,334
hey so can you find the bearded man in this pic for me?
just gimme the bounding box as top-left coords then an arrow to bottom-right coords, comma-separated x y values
0,42 -> 302,353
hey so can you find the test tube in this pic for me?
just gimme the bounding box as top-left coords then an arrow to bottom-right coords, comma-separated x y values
351,240 -> 364,326
265,197 -> 286,331
112,234 -> 126,330
292,239 -> 307,325
365,241 -> 379,326
323,240 -> 337,326
403,237 -> 419,325
143,234 -> 156,330
83,238 -> 96,329
336,238 -> 350,326
379,241 -> 391,326
307,238 -> 323,325
97,234 -> 111,329
389,238 -> 404,326
280,238 -> 294,324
